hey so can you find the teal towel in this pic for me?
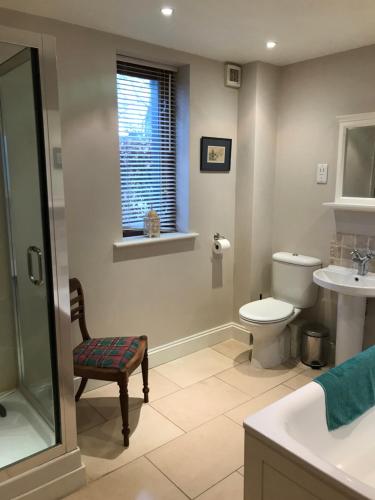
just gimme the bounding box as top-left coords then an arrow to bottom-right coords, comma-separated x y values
314,345 -> 375,431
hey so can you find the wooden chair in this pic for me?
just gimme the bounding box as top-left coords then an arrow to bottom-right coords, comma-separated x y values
69,277 -> 149,447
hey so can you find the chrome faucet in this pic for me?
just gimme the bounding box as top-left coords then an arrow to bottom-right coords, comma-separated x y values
350,249 -> 375,276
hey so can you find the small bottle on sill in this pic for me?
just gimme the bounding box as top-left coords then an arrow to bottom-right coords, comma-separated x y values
144,209 -> 160,238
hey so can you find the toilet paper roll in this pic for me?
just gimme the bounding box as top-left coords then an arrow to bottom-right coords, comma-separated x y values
212,238 -> 231,255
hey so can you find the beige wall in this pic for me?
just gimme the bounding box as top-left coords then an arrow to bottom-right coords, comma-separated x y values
0,42 -> 22,63
274,44 -> 375,338
0,8 -> 238,349
274,44 -> 375,261
250,63 -> 280,302
233,63 -> 257,315
234,62 -> 280,315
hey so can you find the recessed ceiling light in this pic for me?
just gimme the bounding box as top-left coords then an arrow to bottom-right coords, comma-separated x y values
266,40 -> 277,49
161,7 -> 174,17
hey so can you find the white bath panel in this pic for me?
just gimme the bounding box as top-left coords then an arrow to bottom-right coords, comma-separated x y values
0,390 -> 54,469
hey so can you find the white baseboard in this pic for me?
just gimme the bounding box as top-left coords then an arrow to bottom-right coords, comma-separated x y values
1,449 -> 85,500
16,466 -> 86,500
230,322 -> 252,344
147,321 -> 250,368
80,322 -> 250,393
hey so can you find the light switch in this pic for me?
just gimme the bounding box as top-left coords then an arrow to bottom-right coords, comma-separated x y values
317,163 -> 328,184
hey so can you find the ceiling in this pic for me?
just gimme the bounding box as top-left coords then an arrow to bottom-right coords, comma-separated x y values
1,0 -> 375,65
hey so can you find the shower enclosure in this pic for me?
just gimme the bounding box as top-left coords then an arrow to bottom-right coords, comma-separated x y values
0,44 -> 60,469
0,26 -> 84,500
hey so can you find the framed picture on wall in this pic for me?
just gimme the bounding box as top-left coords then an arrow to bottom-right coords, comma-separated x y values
200,137 -> 232,172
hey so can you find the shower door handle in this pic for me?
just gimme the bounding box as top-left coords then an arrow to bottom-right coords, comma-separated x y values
27,246 -> 44,286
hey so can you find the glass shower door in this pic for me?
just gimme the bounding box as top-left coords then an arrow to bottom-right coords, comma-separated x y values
0,46 -> 60,468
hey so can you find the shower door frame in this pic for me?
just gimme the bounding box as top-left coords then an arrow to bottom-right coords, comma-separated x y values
0,46 -> 61,441
0,25 -> 78,478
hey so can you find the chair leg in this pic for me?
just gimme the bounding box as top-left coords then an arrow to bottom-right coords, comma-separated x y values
75,377 -> 88,402
141,349 -> 149,403
118,378 -> 130,447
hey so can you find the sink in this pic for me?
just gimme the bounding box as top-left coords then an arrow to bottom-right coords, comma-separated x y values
313,265 -> 375,297
313,265 -> 375,365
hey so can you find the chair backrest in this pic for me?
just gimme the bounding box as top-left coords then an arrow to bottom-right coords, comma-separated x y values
69,277 -> 90,341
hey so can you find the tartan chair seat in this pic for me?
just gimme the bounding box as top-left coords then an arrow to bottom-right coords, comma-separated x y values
73,336 -> 141,370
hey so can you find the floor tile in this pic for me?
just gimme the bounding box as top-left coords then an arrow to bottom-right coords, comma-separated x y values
293,361 -> 322,373
129,368 -> 181,401
82,369 -> 180,420
154,348 -> 236,388
225,385 -> 293,425
196,472 -> 244,500
151,377 -> 250,431
212,339 -> 251,363
283,366 -> 325,390
78,404 -> 183,480
216,360 -> 300,398
147,415 -> 244,498
65,456 -> 188,499
82,383 -> 142,421
75,399 -> 106,434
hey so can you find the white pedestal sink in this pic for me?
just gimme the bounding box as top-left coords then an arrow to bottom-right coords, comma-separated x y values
313,265 -> 375,365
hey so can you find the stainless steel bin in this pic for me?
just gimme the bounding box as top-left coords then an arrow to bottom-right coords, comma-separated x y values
301,324 -> 329,369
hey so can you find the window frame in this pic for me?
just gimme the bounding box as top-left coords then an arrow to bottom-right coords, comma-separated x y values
116,56 -> 178,238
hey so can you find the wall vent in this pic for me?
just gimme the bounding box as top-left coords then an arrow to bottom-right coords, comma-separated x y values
224,63 -> 241,88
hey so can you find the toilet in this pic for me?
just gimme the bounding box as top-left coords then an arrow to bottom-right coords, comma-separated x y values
239,252 -> 321,368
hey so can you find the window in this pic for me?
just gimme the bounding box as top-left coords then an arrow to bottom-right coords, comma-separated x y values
116,59 -> 177,236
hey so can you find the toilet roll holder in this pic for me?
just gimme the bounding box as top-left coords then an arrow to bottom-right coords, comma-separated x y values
213,232 -> 226,241
212,232 -> 230,256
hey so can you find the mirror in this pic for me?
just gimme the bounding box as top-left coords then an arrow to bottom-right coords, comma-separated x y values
329,112 -> 375,208
343,125 -> 375,198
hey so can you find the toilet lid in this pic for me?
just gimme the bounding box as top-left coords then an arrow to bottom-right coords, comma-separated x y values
239,297 -> 294,323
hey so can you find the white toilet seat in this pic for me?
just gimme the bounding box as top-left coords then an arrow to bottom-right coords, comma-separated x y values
239,297 -> 294,325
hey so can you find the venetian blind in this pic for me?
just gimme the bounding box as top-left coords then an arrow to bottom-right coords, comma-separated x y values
116,59 -> 177,232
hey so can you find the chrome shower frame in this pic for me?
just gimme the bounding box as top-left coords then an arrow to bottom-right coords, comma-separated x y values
0,24 -> 84,498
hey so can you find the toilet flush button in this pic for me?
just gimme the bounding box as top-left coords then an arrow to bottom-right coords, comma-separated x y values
317,163 -> 328,184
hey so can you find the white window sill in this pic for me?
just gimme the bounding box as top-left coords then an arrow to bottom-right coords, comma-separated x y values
113,231 -> 199,249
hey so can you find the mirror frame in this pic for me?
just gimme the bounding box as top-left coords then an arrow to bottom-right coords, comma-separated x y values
335,111 -> 375,207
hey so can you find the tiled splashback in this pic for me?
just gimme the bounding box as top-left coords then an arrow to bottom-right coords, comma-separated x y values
330,232 -> 375,272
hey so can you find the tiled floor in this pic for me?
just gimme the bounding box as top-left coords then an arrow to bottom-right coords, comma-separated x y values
66,339 -> 320,500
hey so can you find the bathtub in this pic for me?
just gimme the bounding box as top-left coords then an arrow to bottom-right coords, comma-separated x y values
244,382 -> 375,500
